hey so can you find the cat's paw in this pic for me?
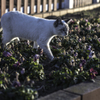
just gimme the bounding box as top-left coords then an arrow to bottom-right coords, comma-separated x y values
49,57 -> 59,64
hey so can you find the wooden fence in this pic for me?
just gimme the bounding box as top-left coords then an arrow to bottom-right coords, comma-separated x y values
0,0 -> 97,18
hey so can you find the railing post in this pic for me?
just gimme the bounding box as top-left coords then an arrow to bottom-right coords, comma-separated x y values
48,0 -> 52,12
37,0 -> 41,13
74,0 -> 76,8
82,0 -> 84,6
43,0 -> 46,12
1,0 -> 6,17
17,0 -> 21,11
9,0 -> 14,11
24,0 -> 28,14
80,0 -> 82,7
91,0 -> 93,4
30,0 -> 34,14
79,0 -> 81,7
77,0 -> 78,7
84,0 -> 86,6
54,0 -> 57,11
86,0 -> 88,5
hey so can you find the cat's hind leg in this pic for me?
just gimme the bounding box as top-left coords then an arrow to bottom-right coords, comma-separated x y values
10,37 -> 20,44
2,29 -> 12,49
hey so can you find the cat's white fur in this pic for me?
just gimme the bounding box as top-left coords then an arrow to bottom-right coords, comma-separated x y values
1,11 -> 70,60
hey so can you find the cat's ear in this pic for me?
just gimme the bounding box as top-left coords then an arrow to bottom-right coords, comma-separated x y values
65,19 -> 73,24
54,18 -> 63,27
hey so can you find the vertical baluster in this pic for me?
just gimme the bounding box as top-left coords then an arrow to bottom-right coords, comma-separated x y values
80,0 -> 82,7
83,0 -> 85,6
37,0 -> 41,13
76,0 -> 77,7
80,0 -> 81,7
79,0 -> 81,7
90,0 -> 91,4
43,0 -> 46,12
89,0 -> 90,4
54,0 -> 57,11
9,0 -> 14,11
87,0 -> 88,5
76,0 -> 78,8
75,0 -> 76,7
85,0 -> 86,6
24,0 -> 28,14
30,0 -> 34,14
83,0 -> 84,6
78,0 -> 79,7
73,0 -> 74,8
17,0 -> 21,11
48,0 -> 52,12
1,0 -> 6,16
82,0 -> 83,6
79,0 -> 80,7
74,0 -> 75,8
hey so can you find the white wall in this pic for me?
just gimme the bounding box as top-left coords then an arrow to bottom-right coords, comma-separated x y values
64,0 -> 74,9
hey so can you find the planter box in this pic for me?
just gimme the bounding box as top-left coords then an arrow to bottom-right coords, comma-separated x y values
38,76 -> 100,100
37,90 -> 81,100
65,77 -> 100,100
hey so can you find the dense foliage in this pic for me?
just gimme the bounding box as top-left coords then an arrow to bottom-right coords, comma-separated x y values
0,12 -> 100,99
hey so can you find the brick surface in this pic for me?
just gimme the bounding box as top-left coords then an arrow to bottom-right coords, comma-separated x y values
37,90 -> 81,100
96,76 -> 100,80
64,78 -> 100,100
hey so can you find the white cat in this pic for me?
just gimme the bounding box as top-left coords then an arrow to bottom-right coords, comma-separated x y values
1,11 -> 70,60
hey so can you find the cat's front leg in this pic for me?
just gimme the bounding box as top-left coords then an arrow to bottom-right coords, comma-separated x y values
37,41 -> 54,61
43,44 -> 54,61
33,41 -> 39,49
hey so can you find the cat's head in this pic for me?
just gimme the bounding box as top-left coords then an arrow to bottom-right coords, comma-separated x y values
54,18 -> 71,37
